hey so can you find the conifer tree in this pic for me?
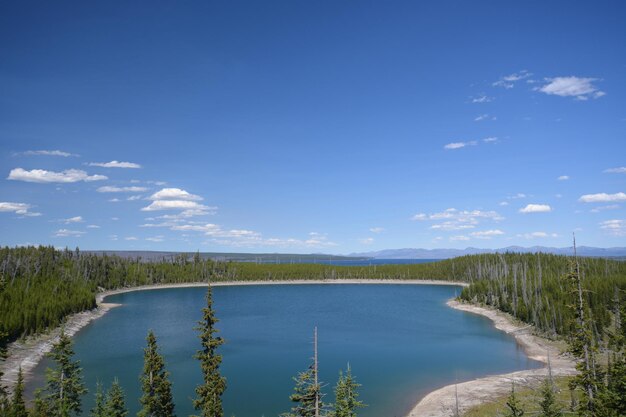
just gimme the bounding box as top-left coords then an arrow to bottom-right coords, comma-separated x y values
40,330 -> 87,417
105,378 -> 128,417
192,286 -> 226,417
10,367 -> 28,417
332,364 -> 365,417
138,330 -> 176,417
504,382 -> 524,417
282,368 -> 320,417
0,275 -> 9,413
538,378 -> 562,417
90,382 -> 106,417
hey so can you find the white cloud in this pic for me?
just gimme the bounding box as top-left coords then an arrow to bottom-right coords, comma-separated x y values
88,160 -> 142,169
149,188 -> 202,201
97,186 -> 148,193
127,195 -> 143,201
0,202 -> 41,217
579,192 -> 626,203
604,167 -> 626,174
557,175 -> 570,181
536,76 -> 605,100
444,141 -> 477,150
108,198 -> 120,203
146,236 -> 165,242
62,216 -> 83,224
125,236 -> 138,241
87,224 -> 101,229
54,229 -> 86,237
470,229 -> 505,239
519,204 -> 552,213
600,220 -> 626,236
517,231 -> 558,239
493,70 -> 532,88
413,208 -> 503,231
141,200 -> 210,211
499,201 -> 509,206
8,168 -> 107,183
509,193 -> 527,199
359,237 -> 375,245
590,204 -> 620,213
369,227 -> 385,233
22,150 -> 78,157
471,94 -> 494,103
483,137 -> 498,143
474,114 -> 495,122
450,235 -> 470,241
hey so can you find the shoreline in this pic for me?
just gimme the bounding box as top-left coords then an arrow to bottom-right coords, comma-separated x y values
406,300 -> 577,417
2,279 -> 466,391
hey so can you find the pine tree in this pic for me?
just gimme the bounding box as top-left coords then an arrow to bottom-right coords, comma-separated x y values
192,286 -> 226,417
332,364 -> 365,417
504,382 -> 524,417
538,379 -> 562,417
282,368 -> 320,417
40,330 -> 88,417
0,275 -> 10,414
138,330 -> 176,417
10,367 -> 28,417
105,378 -> 128,417
90,382 -> 106,417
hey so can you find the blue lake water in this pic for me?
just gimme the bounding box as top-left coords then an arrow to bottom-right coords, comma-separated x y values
29,284 -> 540,416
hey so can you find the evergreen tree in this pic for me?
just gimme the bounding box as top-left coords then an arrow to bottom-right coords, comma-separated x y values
40,331 -> 87,417
192,286 -> 226,417
90,382 -> 106,417
282,368 -> 320,417
10,367 -> 28,417
0,275 -> 10,414
105,378 -> 128,417
538,379 -> 562,417
138,330 -> 176,417
504,382 -> 524,417
332,365 -> 365,417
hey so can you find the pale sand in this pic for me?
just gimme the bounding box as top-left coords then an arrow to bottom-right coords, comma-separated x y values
406,300 -> 577,417
1,279 -> 466,391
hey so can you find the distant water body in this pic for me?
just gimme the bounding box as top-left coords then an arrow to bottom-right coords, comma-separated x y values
252,258 -> 441,266
30,284 -> 540,417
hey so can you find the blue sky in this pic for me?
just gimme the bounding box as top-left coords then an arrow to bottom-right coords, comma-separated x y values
1,0 -> 625,254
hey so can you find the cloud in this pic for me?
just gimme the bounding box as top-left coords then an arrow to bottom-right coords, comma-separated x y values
22,150 -> 78,157
557,175 -> 570,181
493,70 -> 532,88
474,114 -> 496,122
125,236 -> 138,241
62,216 -> 83,224
0,202 -> 41,217
471,94 -> 494,103
141,200 -> 211,211
519,204 -> 552,213
87,225 -> 101,229
450,235 -> 470,241
590,204 -> 620,213
470,229 -> 505,239
499,201 -> 509,206
604,167 -> 626,174
88,161 -> 141,169
54,229 -> 86,237
369,227 -> 385,233
536,76 -> 605,100
600,220 -> 626,236
97,186 -> 148,193
413,208 -> 503,231
8,168 -> 107,183
146,236 -> 164,242
108,198 -> 120,203
483,137 -> 498,143
517,231 -> 559,239
509,193 -> 527,199
149,188 -> 202,201
127,195 -> 143,201
359,237 -> 375,244
579,192 -> 626,203
444,141 -> 477,150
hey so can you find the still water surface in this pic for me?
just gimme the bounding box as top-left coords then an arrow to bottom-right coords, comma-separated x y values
30,284 -> 540,416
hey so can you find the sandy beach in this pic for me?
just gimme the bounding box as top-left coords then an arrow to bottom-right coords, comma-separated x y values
407,300 -> 577,417
1,279 -> 466,391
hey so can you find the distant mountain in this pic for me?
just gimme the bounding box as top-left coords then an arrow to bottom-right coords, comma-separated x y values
83,250 -> 367,262
349,246 -> 626,259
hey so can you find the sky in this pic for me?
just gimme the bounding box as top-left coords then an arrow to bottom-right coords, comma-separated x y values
1,0 -> 625,254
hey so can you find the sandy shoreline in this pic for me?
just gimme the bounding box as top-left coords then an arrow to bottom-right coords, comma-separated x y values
407,300 -> 577,417
1,279 -> 466,391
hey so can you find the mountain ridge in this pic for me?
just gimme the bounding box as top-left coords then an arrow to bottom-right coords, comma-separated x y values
349,246 -> 626,259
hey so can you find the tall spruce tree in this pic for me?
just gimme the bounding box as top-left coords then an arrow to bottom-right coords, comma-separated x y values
39,330 -> 87,417
504,382 -> 524,417
10,367 -> 28,417
138,330 -> 176,417
192,286 -> 226,417
538,379 -> 562,417
90,382 -> 106,417
0,275 -> 9,413
105,378 -> 128,417
332,365 -> 365,417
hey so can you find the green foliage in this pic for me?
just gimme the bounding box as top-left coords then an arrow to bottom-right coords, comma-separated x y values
90,382 -> 106,417
505,382 -> 525,417
10,367 -> 28,417
332,365 -> 365,417
538,379 -> 563,417
38,331 -> 88,417
104,379 -> 128,417
282,368 -> 322,417
138,331 -> 176,417
192,286 -> 226,417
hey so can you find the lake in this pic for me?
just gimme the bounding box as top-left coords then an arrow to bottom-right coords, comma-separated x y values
29,284 -> 540,416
